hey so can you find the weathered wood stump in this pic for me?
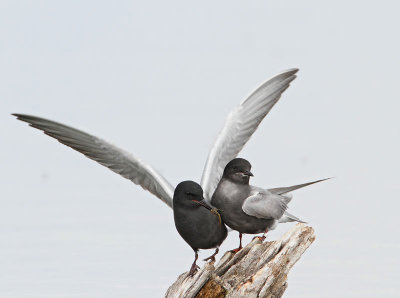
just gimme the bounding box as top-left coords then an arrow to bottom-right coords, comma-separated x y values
165,223 -> 315,298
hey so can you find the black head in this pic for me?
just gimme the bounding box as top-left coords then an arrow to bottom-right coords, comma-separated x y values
223,158 -> 253,184
173,180 -> 207,208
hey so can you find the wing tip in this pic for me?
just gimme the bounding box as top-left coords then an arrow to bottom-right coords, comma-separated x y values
317,177 -> 334,183
282,212 -> 308,224
12,113 -> 36,123
282,68 -> 299,75
264,68 -> 299,83
275,68 -> 299,79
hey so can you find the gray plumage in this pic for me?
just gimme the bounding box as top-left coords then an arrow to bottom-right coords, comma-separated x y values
12,69 -> 298,210
173,181 -> 227,276
211,158 -> 328,237
12,113 -> 174,207
201,69 -> 299,201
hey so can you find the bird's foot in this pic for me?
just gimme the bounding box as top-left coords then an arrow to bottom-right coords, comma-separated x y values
230,246 -> 242,253
252,235 -> 266,242
203,255 -> 216,263
188,264 -> 200,277
204,247 -> 219,263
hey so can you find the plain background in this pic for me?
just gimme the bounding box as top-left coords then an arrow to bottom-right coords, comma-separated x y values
1,1 -> 399,297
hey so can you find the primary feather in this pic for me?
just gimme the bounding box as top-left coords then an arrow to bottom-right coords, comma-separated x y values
201,69 -> 299,201
268,178 -> 331,195
12,114 -> 175,207
13,69 -> 300,210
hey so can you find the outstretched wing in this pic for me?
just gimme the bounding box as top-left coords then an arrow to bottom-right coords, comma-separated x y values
242,191 -> 287,220
13,114 -> 174,208
201,69 -> 299,201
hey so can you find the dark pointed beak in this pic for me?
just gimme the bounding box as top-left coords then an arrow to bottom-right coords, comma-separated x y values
192,199 -> 222,225
192,199 -> 212,211
243,170 -> 254,177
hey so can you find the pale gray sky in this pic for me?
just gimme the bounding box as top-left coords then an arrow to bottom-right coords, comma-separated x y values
1,1 -> 399,297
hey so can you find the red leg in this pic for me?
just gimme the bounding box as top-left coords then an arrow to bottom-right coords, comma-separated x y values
203,247 -> 219,263
188,251 -> 200,277
230,232 -> 243,253
253,228 -> 268,241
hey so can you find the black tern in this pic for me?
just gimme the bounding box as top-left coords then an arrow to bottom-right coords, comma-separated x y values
173,181 -> 227,276
211,158 -> 328,251
13,68 -> 298,210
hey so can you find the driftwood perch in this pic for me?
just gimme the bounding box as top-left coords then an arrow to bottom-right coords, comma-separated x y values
165,223 -> 315,298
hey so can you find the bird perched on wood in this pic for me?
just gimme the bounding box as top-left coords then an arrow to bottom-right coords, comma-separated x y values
173,181 -> 227,276
12,69 -> 299,272
211,158 -> 328,251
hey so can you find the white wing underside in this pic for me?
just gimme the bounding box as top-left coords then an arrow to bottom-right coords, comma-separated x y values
201,69 -> 299,202
13,114 -> 175,208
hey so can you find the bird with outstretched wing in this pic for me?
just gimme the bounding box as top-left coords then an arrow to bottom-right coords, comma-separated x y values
13,68 -> 299,209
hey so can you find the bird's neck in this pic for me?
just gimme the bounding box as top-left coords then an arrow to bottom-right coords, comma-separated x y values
222,177 -> 249,186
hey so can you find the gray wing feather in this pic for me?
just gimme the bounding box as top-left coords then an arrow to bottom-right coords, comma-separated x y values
13,114 -> 174,208
268,178 -> 331,195
278,211 -> 307,223
201,69 -> 299,201
242,191 -> 287,220
281,194 -> 293,204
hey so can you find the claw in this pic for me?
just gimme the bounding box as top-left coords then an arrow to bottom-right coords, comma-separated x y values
230,247 -> 242,253
188,264 -> 200,277
188,251 -> 200,277
252,235 -> 266,242
253,229 -> 268,242
230,232 -> 243,253
203,255 -> 216,263
203,247 -> 219,263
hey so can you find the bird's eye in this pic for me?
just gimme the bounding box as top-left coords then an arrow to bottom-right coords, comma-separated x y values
233,166 -> 238,170
186,192 -> 193,196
